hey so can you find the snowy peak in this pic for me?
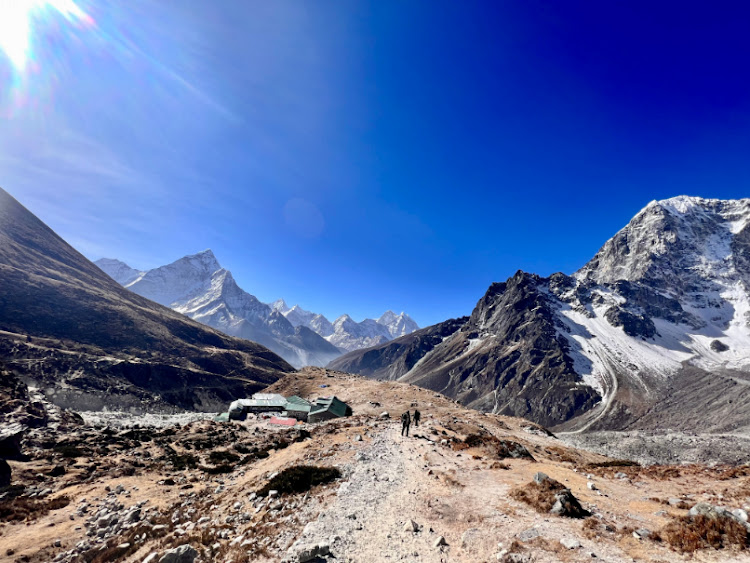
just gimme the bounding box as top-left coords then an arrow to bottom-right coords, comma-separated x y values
578,196 -> 750,292
122,250 -> 223,307
284,304 -> 316,328
270,299 -> 290,314
94,258 -> 143,286
377,310 -> 419,338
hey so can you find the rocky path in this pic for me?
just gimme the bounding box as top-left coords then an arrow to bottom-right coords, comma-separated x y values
286,425 -> 442,562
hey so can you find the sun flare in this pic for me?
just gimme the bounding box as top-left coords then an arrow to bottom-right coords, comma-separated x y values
0,0 -> 93,70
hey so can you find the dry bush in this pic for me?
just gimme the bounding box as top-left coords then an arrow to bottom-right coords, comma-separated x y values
660,515 -> 749,553
490,461 -> 510,470
509,478 -> 566,513
257,465 -> 341,497
0,495 -> 69,522
546,446 -> 578,464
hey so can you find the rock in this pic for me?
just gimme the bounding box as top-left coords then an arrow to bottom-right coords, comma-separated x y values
614,472 -> 627,479
711,339 -> 729,352
550,490 -> 589,518
433,536 -> 447,547
380,412 -> 390,419
0,459 -> 10,488
403,519 -> 419,532
54,539 -> 62,547
497,440 -> 535,460
532,472 -> 549,484
632,528 -> 651,539
289,542 -> 330,562
142,553 -> 158,563
734,508 -> 749,522
587,482 -> 598,491
518,527 -> 540,542
158,544 -> 198,563
560,538 -> 581,549
0,424 -> 25,459
47,465 -> 66,477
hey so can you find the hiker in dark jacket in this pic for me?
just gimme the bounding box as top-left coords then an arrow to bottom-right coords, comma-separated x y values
413,409 -> 421,427
401,411 -> 411,436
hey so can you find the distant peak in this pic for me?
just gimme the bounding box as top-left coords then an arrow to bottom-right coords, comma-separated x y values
177,249 -> 221,272
95,257 -> 131,267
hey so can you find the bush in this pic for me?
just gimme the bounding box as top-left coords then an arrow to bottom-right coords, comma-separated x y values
660,515 -> 749,552
257,465 -> 341,497
509,478 -> 566,513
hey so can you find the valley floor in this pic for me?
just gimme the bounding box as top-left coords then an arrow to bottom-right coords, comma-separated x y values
3,368 -> 750,562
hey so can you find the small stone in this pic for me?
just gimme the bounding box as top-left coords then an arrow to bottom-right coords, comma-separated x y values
560,538 -> 581,549
587,482 -> 598,491
632,528 -> 651,540
433,536 -> 447,547
403,519 -> 419,532
533,472 -> 549,484
518,528 -> 540,542
158,545 -> 198,563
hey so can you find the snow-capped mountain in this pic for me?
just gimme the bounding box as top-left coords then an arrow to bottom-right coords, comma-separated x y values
96,251 -> 341,369
94,258 -> 143,286
331,196 -> 750,433
377,310 -> 420,338
269,300 -> 419,352
327,315 -> 392,352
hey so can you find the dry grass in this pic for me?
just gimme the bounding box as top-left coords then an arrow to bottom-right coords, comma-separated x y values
659,514 -> 749,553
0,495 -> 70,522
509,478 -> 566,513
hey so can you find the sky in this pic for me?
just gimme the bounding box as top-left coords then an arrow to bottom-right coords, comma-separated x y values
1,1 -> 750,327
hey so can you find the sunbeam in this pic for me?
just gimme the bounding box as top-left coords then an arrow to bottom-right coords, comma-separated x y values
0,0 -> 94,71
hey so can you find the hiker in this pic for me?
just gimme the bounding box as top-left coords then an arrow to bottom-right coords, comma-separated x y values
401,411 -> 411,437
413,409 -> 421,427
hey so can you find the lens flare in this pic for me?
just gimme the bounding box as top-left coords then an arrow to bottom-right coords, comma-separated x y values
0,0 -> 94,71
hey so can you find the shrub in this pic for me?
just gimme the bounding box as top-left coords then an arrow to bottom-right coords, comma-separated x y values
257,465 -> 341,497
660,515 -> 749,552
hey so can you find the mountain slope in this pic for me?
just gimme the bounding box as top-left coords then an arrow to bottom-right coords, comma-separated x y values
0,187 -> 291,412
97,252 -> 342,368
330,196 -> 750,432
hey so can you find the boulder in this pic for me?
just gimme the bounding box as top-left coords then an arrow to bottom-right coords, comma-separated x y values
0,459 -> 10,488
0,424 -> 24,460
158,545 -> 198,563
289,542 -> 330,563
550,490 -> 589,518
560,538 -> 581,549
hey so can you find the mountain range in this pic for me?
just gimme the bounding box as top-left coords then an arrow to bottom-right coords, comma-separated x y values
331,196 -> 750,433
0,187 -> 291,412
96,254 -> 419,367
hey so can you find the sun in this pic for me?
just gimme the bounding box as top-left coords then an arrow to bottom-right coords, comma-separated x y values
0,0 -> 93,71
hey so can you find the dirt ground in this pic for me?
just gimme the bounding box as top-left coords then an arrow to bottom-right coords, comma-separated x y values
3,367 -> 750,562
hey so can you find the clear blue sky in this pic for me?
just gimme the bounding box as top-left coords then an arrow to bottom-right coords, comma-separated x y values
1,1 -> 749,326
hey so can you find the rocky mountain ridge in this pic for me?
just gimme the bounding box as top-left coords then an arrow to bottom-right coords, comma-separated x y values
97,256 -> 420,363
270,299 -> 419,353
331,196 -> 750,432
96,252 -> 342,369
0,187 -> 291,413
